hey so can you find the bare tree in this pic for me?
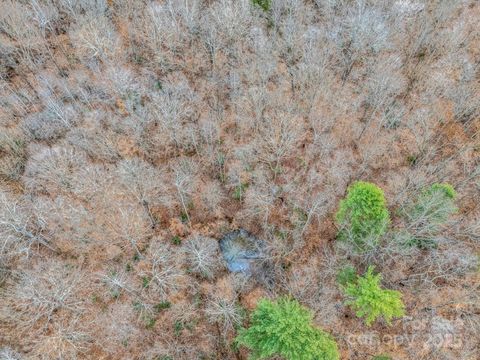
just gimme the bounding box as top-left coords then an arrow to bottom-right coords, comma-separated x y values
254,107 -> 304,175
0,0 -> 478,358
23,146 -> 87,195
247,27 -> 277,82
0,0 -> 46,70
199,180 -> 225,219
32,195 -> 102,256
0,348 -> 23,360
22,103 -> 77,141
396,184 -> 458,248
70,13 -> 122,65
184,236 -> 222,279
101,269 -> 136,299
29,0 -> 59,35
206,0 -> 252,60
0,129 -> 26,181
56,0 -> 109,19
91,302 -> 142,356
107,204 -> 152,258
141,241 -> 187,299
399,238 -> 479,289
1,261 -> 84,332
31,317 -> 91,360
448,61 -> 480,125
67,126 -> 121,163
242,169 -> 280,226
357,56 -> 405,140
205,295 -> 242,333
272,0 -> 316,94
146,77 -> 200,155
138,0 -> 201,70
117,158 -> 168,227
171,158 -> 197,225
0,190 -> 51,260
295,190 -> 333,236
326,0 -> 392,81
291,35 -> 331,117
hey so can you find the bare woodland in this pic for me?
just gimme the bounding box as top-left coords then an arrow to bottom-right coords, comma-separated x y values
0,0 -> 479,359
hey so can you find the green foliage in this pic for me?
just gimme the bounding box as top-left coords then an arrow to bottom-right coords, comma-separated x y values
233,182 -> 248,201
344,266 -> 405,326
236,297 -> 339,360
174,320 -> 184,336
336,265 -> 357,287
133,301 -> 156,329
145,317 -> 156,329
406,154 -> 418,167
293,207 -> 308,227
154,301 -> 171,312
173,320 -> 193,337
142,276 -> 150,288
216,151 -> 226,183
372,355 -> 391,360
180,211 -> 189,223
336,181 -> 390,251
415,184 -> 457,222
251,0 -> 271,12
171,235 -> 181,245
402,183 -> 457,248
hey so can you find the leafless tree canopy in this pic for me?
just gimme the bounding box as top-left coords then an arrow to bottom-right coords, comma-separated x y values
0,0 -> 478,358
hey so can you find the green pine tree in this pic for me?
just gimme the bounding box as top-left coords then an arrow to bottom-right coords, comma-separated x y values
344,266 -> 405,326
336,181 -> 390,251
236,297 -> 339,360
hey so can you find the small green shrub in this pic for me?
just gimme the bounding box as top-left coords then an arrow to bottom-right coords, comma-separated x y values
236,297 -> 339,360
344,266 -> 405,326
142,276 -> 150,288
171,235 -> 182,245
233,182 -> 248,201
406,154 -> 418,167
154,301 -> 171,312
336,265 -> 357,287
180,212 -> 189,223
401,183 -> 457,248
336,181 -> 390,251
174,320 -> 184,336
251,0 -> 271,12
173,320 -> 193,337
145,317 -> 156,329
372,355 -> 392,360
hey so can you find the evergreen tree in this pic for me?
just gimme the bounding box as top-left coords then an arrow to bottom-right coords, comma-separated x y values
236,297 -> 339,360
336,181 -> 390,251
344,266 -> 405,326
